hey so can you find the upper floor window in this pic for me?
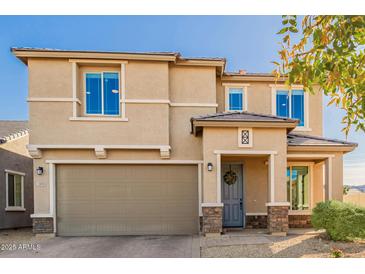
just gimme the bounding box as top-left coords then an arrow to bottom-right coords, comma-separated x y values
85,72 -> 120,115
229,88 -> 244,111
224,84 -> 249,112
276,89 -> 305,126
5,170 -> 25,211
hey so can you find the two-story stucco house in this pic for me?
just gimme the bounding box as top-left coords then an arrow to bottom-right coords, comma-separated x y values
12,47 -> 357,236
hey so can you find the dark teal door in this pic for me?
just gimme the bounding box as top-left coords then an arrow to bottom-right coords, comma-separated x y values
222,164 -> 244,227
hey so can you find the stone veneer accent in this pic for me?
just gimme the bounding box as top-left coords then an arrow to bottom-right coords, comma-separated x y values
246,215 -> 268,229
267,205 -> 289,234
289,215 -> 312,228
202,206 -> 223,234
246,214 -> 312,229
32,217 -> 54,234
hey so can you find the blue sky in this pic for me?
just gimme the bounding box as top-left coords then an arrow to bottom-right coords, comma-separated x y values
0,16 -> 363,185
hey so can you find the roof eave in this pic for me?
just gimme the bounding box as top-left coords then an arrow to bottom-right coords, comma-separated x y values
11,48 -> 179,64
287,145 -> 357,153
191,120 -> 297,136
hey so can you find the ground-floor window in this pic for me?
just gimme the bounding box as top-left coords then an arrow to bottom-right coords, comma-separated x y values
5,170 -> 25,210
287,165 -> 310,210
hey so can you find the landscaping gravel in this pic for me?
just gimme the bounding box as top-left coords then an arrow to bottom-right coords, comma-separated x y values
201,234 -> 365,258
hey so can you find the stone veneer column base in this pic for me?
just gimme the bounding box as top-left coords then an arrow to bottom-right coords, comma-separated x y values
267,203 -> 289,235
246,215 -> 268,229
32,217 -> 54,234
289,215 -> 312,228
202,205 -> 223,236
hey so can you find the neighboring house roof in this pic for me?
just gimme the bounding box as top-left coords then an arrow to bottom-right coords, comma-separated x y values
192,111 -> 299,123
224,72 -> 274,77
287,133 -> 358,147
0,120 -> 29,144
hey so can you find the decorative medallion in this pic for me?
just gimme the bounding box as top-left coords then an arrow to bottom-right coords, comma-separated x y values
241,129 -> 250,145
223,169 -> 237,185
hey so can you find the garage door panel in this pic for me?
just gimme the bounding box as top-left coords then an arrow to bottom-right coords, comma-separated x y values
57,183 -> 95,201
57,164 -> 198,236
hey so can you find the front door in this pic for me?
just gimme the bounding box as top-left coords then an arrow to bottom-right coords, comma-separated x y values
222,164 -> 244,227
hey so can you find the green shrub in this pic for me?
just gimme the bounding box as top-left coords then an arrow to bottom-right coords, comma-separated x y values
311,200 -> 365,241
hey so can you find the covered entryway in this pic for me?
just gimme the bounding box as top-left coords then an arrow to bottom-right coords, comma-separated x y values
221,164 -> 244,227
56,164 -> 199,236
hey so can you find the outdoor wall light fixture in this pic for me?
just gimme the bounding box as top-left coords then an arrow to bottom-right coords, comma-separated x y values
207,162 -> 213,171
36,166 -> 44,175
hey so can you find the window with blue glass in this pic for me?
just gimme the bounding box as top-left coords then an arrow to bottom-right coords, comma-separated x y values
276,89 -> 305,126
276,90 -> 289,117
228,88 -> 244,111
85,72 -> 120,115
291,90 -> 304,126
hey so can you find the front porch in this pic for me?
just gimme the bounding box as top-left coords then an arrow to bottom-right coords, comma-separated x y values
191,111 -> 356,236
202,152 -> 333,236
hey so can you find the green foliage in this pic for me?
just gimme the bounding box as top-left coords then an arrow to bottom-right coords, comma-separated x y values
330,247 -> 344,258
312,200 -> 365,241
343,185 -> 350,195
274,16 -> 365,135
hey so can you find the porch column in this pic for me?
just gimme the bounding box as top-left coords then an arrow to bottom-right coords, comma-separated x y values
202,153 -> 223,236
324,157 -> 333,200
266,153 -> 289,235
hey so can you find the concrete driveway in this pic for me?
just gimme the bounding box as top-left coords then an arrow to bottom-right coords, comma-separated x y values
0,235 -> 200,258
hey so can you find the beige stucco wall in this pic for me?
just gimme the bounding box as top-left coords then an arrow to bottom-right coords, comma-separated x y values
27,57 -> 341,218
313,161 -> 325,205
202,127 -> 287,204
216,80 -> 323,136
332,152 -> 344,201
28,58 -> 171,146
169,65 -> 216,104
29,58 -> 72,98
29,102 -> 170,145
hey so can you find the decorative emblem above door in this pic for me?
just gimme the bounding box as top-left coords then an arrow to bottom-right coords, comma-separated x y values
238,128 -> 253,147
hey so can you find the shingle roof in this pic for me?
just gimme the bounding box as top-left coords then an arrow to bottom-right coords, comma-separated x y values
287,133 -> 357,147
0,120 -> 29,144
191,111 -> 299,123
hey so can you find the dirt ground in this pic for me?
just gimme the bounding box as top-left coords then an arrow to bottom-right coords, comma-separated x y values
201,233 -> 365,258
0,228 -> 48,255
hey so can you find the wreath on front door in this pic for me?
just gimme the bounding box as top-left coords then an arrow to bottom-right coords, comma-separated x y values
223,165 -> 237,185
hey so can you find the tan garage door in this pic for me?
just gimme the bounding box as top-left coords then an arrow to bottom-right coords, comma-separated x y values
56,164 -> 198,236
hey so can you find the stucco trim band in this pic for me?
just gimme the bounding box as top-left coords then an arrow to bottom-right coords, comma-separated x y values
27,97 -> 81,104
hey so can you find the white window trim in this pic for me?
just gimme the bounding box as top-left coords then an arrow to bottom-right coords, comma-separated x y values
237,128 -> 253,148
5,169 -> 25,211
83,71 -> 121,117
224,83 -> 249,112
270,84 -> 310,131
287,162 -> 314,212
